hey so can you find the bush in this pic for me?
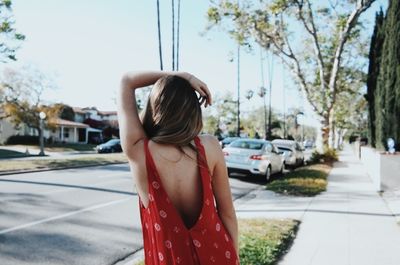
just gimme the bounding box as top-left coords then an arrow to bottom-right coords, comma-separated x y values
6,135 -> 40,145
309,148 -> 338,164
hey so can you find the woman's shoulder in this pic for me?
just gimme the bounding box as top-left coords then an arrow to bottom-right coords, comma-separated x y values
198,134 -> 223,160
198,134 -> 220,149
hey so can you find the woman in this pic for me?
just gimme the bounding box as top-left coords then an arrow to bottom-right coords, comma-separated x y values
117,71 -> 239,265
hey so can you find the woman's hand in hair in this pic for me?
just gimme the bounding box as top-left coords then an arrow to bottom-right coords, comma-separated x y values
178,72 -> 212,108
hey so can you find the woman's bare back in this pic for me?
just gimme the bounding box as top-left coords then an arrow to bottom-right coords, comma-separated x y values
147,140 -> 204,228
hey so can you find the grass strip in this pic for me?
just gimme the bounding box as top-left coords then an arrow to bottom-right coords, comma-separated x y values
0,149 -> 33,159
267,163 -> 332,196
239,219 -> 299,265
0,153 -> 128,173
134,219 -> 299,265
3,143 -> 97,152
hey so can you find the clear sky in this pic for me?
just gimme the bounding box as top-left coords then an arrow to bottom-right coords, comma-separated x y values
3,0 -> 387,127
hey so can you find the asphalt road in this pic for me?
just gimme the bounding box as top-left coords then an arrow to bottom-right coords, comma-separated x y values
0,163 -> 261,265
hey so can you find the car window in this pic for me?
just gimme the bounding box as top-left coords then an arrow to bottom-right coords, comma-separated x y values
277,147 -> 291,152
230,140 -> 264,150
265,143 -> 273,152
273,145 -> 280,153
223,137 -> 238,144
273,142 -> 292,149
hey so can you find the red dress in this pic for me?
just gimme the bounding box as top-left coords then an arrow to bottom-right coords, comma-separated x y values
140,137 -> 240,265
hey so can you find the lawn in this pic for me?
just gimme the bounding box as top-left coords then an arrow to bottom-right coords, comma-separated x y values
239,219 -> 299,265
267,163 -> 332,196
0,153 -> 128,173
6,143 -> 97,152
133,219 -> 299,265
0,149 -> 33,159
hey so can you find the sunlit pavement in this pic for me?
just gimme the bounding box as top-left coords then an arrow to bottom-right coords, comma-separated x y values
235,146 -> 400,265
0,164 -> 260,265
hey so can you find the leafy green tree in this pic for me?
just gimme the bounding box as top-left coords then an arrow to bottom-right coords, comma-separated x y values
56,103 -> 75,121
206,0 -> 376,148
1,67 -> 60,143
204,92 -> 238,135
202,114 -> 219,135
241,106 -> 281,138
0,0 -> 25,63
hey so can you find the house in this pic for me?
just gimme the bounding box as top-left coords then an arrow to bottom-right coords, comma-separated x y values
73,107 -> 117,122
0,108 -> 39,144
0,106 -> 118,144
72,107 -> 119,142
48,118 -> 103,144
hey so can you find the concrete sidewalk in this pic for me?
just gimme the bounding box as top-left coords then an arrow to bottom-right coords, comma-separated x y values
235,146 -> 400,265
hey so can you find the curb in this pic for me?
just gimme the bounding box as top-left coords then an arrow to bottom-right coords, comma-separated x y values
380,191 -> 400,225
0,162 -> 128,176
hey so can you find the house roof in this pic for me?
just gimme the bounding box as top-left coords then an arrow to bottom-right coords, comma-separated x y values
72,107 -> 86,114
72,107 -> 116,116
98,111 -> 117,116
53,118 -> 89,128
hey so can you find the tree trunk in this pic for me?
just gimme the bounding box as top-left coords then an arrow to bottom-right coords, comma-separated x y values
328,108 -> 335,149
322,115 -> 330,150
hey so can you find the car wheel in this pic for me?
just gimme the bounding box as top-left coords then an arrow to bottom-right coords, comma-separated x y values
280,163 -> 285,174
265,166 -> 271,181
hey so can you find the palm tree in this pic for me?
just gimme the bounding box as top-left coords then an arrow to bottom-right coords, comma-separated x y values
176,0 -> 181,70
172,0 -> 175,70
156,0 -> 163,70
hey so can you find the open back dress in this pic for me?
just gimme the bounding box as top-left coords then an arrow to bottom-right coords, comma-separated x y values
139,136 -> 239,265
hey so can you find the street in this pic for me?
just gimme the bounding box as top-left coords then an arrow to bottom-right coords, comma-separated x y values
0,164 -> 260,265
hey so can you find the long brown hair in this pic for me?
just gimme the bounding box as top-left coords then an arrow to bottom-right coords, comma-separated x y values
141,75 -> 203,147
141,75 -> 208,169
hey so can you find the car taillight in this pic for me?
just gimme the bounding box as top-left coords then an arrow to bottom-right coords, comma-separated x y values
223,152 -> 229,156
250,155 -> 263,160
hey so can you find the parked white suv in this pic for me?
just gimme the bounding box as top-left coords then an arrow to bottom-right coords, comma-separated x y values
223,138 -> 284,180
272,139 -> 305,168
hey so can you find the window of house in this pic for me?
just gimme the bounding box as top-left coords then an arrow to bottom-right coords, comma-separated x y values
64,128 -> 70,138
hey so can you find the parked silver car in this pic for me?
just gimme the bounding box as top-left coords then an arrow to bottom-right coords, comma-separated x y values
272,139 -> 305,168
223,138 -> 284,180
219,137 -> 240,149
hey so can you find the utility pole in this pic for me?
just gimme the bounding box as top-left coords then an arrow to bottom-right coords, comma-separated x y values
237,44 -> 241,137
156,0 -> 163,70
266,50 -> 274,139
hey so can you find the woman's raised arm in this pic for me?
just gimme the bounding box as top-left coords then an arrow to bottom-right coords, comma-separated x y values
117,71 -> 212,159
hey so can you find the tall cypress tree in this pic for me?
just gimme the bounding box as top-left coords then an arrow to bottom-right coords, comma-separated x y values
374,0 -> 400,150
366,9 -> 385,148
390,0 -> 400,151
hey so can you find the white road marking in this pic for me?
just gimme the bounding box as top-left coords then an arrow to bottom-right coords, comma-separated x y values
0,197 -> 132,235
0,178 -> 133,203
42,178 -> 131,195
